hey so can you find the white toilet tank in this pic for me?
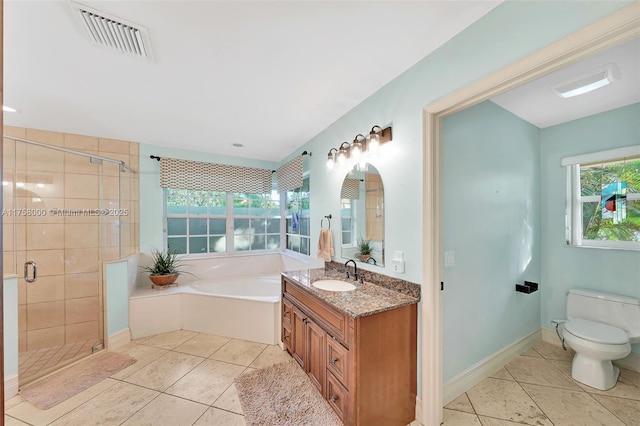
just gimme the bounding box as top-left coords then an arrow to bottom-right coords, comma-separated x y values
567,288 -> 640,343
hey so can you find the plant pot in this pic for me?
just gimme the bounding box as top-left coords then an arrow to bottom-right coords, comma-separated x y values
356,254 -> 371,262
149,273 -> 179,289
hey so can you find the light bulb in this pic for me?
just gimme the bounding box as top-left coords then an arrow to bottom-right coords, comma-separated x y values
367,133 -> 380,158
326,156 -> 335,172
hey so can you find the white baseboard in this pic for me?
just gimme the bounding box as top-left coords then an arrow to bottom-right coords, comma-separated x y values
443,329 -> 541,405
542,326 -> 640,373
5,374 -> 18,399
414,396 -> 422,425
107,328 -> 131,350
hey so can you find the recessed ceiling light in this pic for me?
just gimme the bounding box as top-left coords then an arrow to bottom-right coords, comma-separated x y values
2,105 -> 17,113
552,63 -> 620,99
232,143 -> 244,148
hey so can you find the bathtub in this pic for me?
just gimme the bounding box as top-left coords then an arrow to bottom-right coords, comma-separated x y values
189,275 -> 281,302
129,253 -> 323,345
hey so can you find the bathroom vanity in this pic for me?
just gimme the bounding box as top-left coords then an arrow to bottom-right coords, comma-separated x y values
281,269 -> 418,426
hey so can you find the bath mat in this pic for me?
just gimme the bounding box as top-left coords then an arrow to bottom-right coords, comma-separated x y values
19,352 -> 136,410
235,359 -> 342,426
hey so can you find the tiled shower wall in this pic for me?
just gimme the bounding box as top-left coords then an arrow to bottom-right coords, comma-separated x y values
2,126 -> 139,353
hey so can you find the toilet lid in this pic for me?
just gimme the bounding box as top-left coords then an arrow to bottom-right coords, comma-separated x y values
564,318 -> 628,345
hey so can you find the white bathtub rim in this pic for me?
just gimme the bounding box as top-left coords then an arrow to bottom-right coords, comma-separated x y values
131,274 -> 281,303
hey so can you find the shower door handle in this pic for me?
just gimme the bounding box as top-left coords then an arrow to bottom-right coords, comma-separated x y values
24,260 -> 37,283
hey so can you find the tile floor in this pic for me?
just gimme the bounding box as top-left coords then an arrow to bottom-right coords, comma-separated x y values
443,341 -> 640,426
5,330 -> 292,425
5,334 -> 639,426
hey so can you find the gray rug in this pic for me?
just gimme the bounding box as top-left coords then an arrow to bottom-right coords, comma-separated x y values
234,359 -> 343,426
19,352 -> 136,409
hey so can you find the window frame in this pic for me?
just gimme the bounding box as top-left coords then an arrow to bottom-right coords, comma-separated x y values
564,145 -> 640,251
284,174 -> 311,256
164,189 -> 284,257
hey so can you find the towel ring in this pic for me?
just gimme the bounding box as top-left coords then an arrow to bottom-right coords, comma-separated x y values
321,214 -> 332,229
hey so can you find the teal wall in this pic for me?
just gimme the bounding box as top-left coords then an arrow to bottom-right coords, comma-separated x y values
442,101 -> 541,381
540,103 -> 640,355
135,0 -> 631,384
106,261 -> 130,337
139,144 -> 277,252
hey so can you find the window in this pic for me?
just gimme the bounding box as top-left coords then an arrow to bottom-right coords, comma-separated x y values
564,146 -> 640,250
285,176 -> 310,255
165,188 -> 281,255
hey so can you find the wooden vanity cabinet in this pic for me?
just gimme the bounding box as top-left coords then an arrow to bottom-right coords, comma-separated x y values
281,276 -> 417,426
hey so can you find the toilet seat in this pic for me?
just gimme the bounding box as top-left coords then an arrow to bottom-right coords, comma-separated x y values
564,318 -> 628,345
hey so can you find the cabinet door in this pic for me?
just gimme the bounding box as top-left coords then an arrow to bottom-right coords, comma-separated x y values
291,306 -> 307,369
306,319 -> 326,394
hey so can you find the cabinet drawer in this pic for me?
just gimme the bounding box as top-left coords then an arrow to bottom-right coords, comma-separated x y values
326,370 -> 349,423
283,280 -> 347,343
327,337 -> 349,388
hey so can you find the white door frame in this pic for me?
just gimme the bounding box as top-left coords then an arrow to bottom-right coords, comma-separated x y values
420,4 -> 640,425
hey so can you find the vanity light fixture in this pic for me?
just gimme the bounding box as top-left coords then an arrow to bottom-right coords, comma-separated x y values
552,63 -> 620,99
326,148 -> 338,172
324,125 -> 392,173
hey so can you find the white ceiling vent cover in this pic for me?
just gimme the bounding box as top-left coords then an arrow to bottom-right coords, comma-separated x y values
71,2 -> 152,59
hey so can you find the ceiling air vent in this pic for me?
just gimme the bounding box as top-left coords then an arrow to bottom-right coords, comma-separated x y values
71,2 -> 152,59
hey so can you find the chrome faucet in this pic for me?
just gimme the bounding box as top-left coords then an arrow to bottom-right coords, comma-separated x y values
344,259 -> 358,281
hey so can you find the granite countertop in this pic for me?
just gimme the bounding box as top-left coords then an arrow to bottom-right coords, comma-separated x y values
281,268 -> 419,318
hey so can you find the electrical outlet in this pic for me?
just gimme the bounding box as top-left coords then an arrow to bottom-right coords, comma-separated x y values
444,251 -> 455,267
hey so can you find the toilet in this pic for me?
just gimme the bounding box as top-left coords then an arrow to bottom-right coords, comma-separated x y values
562,288 -> 640,390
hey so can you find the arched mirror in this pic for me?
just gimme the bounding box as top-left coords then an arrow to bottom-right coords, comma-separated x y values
340,163 -> 384,266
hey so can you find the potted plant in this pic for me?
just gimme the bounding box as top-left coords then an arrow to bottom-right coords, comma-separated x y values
356,237 -> 372,262
141,249 -> 188,289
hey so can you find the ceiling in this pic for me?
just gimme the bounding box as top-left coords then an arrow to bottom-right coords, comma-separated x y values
3,0 -> 503,162
491,38 -> 640,128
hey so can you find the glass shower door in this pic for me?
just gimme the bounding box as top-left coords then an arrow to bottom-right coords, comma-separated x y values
11,139 -> 106,385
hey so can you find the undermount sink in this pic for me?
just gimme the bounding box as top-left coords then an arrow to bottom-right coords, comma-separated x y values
312,279 -> 356,292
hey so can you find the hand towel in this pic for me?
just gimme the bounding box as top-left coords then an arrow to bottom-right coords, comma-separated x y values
317,228 -> 334,262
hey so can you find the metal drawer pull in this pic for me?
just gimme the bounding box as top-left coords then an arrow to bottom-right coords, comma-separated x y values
24,260 -> 37,283
330,358 -> 338,365
330,396 -> 338,403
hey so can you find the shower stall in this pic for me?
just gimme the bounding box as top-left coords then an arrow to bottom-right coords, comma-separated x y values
2,131 -> 137,385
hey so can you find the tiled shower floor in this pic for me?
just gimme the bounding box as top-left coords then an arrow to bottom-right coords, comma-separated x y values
18,339 -> 101,386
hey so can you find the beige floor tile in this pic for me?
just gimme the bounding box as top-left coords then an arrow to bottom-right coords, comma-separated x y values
521,383 -> 626,426
193,407 -> 246,426
123,351 -> 204,391
213,384 -> 244,415
443,408 -> 482,425
479,416 -> 533,425
165,359 -> 246,405
173,333 -> 231,358
521,347 -> 542,358
110,343 -> 169,380
592,394 -> 640,426
505,355 -> 582,391
466,378 -> 552,426
445,393 -> 475,414
210,339 -> 267,366
141,330 -> 198,350
489,367 -> 514,381
6,378 -> 118,425
5,395 -> 24,410
249,345 -> 291,369
4,416 -> 30,426
49,381 -> 158,426
532,341 -> 575,361
121,393 -> 208,426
